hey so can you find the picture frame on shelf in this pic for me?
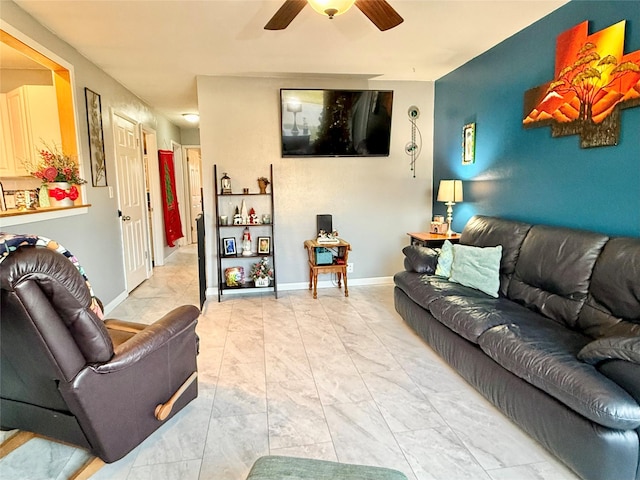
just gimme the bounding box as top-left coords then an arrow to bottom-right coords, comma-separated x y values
223,237 -> 237,256
258,236 -> 271,254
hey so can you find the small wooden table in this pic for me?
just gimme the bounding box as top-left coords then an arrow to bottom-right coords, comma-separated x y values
304,238 -> 351,299
407,232 -> 461,248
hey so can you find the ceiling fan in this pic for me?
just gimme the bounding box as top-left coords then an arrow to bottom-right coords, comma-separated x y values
265,0 -> 404,31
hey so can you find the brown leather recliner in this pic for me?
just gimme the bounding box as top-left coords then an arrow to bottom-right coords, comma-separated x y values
0,245 -> 200,463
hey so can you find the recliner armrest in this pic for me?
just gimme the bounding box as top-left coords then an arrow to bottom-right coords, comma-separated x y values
93,305 -> 199,373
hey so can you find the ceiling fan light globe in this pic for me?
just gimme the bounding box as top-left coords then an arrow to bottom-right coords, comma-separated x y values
308,0 -> 356,18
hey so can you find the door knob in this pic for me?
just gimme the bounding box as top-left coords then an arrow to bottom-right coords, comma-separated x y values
122,215 -> 131,221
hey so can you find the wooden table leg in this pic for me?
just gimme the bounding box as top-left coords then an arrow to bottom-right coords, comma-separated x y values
313,270 -> 318,299
308,267 -> 313,290
337,271 -> 342,289
343,268 -> 349,297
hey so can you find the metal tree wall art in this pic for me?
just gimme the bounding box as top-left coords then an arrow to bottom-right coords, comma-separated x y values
523,20 -> 640,148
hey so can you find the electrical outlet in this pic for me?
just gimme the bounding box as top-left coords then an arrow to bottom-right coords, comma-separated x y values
347,262 -> 354,273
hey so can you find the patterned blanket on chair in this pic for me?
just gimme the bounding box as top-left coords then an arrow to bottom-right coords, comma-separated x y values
0,233 -> 104,319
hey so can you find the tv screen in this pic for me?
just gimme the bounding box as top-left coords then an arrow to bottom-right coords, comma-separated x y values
280,89 -> 393,157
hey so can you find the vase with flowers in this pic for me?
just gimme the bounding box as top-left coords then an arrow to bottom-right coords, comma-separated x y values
250,257 -> 273,287
26,142 -> 86,207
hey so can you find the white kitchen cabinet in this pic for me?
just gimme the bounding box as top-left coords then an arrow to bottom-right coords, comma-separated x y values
0,85 -> 62,177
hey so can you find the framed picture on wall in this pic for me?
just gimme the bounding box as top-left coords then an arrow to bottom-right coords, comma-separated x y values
85,88 -> 108,186
462,123 -> 476,165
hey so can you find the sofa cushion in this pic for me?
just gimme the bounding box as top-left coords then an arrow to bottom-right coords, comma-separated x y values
578,337 -> 640,365
507,224 -> 608,328
577,237 -> 640,338
402,245 -> 439,274
435,240 -> 454,277
429,295 -> 542,343
393,271 -> 489,312
459,215 -> 532,296
478,320 -> 640,429
449,244 -> 502,298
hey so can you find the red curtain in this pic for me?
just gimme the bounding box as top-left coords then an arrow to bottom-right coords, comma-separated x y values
158,150 -> 183,247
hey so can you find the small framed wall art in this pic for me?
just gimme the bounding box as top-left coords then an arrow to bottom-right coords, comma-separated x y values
462,123 -> 476,165
85,88 -> 108,186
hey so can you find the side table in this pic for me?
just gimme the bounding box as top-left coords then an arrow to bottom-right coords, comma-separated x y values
304,238 -> 351,299
407,232 -> 461,248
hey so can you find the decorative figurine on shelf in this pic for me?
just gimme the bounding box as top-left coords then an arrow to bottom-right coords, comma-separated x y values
221,172 -> 232,194
240,199 -> 249,224
241,227 -> 252,256
249,208 -> 259,224
257,176 -> 270,194
317,230 -> 340,244
233,206 -> 242,225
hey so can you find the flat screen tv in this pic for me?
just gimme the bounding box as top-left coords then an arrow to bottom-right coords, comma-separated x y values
280,89 -> 393,157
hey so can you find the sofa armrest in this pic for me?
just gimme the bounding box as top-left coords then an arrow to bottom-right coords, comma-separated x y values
578,336 -> 640,365
94,305 -> 199,373
598,360 -> 640,403
402,245 -> 439,274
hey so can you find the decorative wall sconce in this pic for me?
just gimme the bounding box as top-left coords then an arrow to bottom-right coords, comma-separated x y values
405,105 -> 422,177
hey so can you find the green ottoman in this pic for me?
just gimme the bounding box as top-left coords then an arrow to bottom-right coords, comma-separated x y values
246,455 -> 409,480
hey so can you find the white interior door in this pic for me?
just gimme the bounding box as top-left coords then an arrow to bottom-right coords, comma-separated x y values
187,147 -> 202,244
114,113 -> 148,291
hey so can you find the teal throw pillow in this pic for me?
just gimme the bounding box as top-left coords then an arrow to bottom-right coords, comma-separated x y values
449,244 -> 502,298
435,240 -> 454,277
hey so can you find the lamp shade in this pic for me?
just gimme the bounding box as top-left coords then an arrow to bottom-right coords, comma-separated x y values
437,180 -> 463,203
308,0 -> 356,17
286,101 -> 302,113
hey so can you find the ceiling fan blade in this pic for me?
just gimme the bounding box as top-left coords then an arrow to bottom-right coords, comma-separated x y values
264,0 -> 307,30
355,0 -> 404,31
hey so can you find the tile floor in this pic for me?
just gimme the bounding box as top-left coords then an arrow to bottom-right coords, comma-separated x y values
0,244 -> 581,480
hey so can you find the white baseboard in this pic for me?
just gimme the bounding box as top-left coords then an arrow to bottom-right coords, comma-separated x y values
205,276 -> 393,299
103,290 -> 128,315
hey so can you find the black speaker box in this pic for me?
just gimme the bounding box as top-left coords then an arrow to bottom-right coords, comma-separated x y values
317,214 -> 332,235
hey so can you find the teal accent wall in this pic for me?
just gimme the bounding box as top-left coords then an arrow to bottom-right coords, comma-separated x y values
433,1 -> 640,237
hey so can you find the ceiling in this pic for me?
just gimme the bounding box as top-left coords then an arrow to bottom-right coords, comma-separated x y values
11,0 -> 567,128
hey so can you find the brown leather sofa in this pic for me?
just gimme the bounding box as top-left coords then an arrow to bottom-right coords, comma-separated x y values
0,245 -> 200,463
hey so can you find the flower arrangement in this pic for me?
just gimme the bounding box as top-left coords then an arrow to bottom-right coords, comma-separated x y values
27,142 -> 86,185
257,176 -> 270,186
249,257 -> 273,280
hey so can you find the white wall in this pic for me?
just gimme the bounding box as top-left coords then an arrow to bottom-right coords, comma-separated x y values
197,75 -> 435,290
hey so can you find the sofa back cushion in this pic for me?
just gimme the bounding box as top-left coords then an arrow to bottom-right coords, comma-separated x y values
577,237 -> 640,338
507,224 -> 608,328
459,215 -> 532,296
